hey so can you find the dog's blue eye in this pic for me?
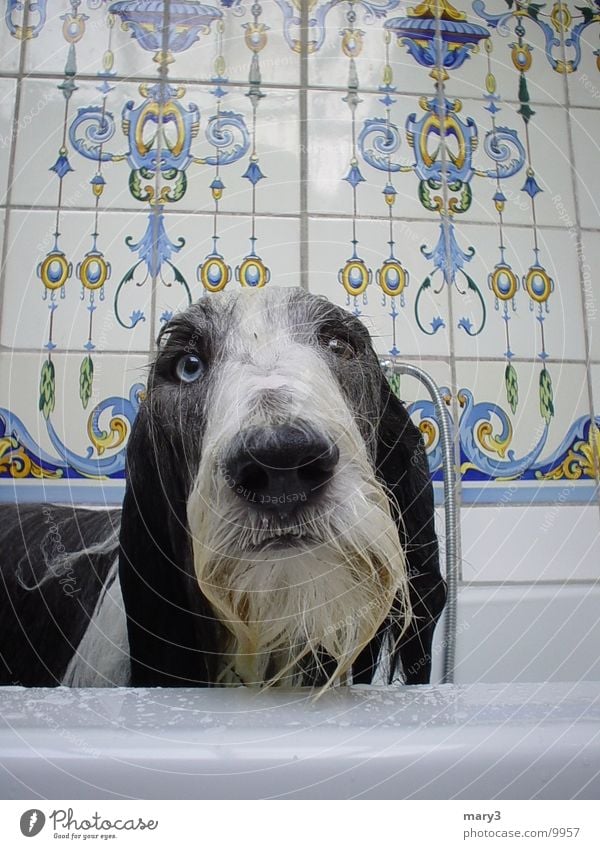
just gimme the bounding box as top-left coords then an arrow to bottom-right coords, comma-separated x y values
175,354 -> 205,383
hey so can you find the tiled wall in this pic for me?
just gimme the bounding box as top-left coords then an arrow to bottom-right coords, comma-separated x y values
0,0 -> 599,586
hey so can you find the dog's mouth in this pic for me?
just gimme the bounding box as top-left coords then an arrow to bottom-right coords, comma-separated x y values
242,516 -> 318,553
249,532 -> 317,553
250,533 -> 306,552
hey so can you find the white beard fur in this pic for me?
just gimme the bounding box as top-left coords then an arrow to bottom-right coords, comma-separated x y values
186,290 -> 411,691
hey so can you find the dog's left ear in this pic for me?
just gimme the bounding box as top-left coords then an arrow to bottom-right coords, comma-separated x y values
354,368 -> 447,684
119,402 -> 219,687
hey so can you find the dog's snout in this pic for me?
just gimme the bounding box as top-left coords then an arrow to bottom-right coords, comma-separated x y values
224,425 -> 339,513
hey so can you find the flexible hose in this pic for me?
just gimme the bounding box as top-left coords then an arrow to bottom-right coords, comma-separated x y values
380,360 -> 458,684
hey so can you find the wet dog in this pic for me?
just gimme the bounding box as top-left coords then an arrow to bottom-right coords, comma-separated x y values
0,288 -> 445,689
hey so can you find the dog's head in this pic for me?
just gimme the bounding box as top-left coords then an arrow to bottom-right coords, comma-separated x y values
121,287 -> 424,688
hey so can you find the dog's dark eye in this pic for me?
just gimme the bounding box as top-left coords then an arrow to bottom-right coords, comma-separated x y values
326,336 -> 355,359
175,354 -> 205,383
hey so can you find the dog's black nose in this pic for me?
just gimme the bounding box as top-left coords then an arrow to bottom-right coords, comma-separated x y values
223,425 -> 339,513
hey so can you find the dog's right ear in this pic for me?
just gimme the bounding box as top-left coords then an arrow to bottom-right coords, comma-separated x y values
119,403 -> 218,686
354,368 -> 446,685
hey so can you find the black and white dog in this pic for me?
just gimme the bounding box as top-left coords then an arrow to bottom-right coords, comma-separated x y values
0,288 -> 445,689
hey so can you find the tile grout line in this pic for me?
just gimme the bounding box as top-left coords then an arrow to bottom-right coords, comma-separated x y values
434,0 -> 464,582
458,578 -> 600,586
1,346 -> 597,366
299,0 -> 309,291
0,6 -> 29,345
1,6 -> 596,533
146,0 -> 172,357
9,203 -> 600,231
4,202 -> 600,233
4,67 -> 600,111
4,203 -> 600,240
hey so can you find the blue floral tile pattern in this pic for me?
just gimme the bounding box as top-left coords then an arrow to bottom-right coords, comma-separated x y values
0,0 -> 598,507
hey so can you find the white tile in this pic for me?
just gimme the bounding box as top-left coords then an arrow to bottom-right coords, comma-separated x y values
170,3 -> 299,86
399,360 -> 453,402
392,359 -> 454,480
1,3 -> 24,72
580,231 -> 600,359
12,78 -> 299,215
0,350 -> 147,462
455,360 -> 593,492
307,216 -> 452,357
174,86 -> 300,216
12,79 -> 183,211
440,583 -> 600,684
569,72 -> 600,108
0,79 -> 16,205
567,37 -> 600,107
440,98 -> 576,228
0,208 -> 5,267
591,366 -> 600,482
1,209 -> 153,351
450,224 -> 587,360
307,88 -> 433,218
399,361 -> 454,479
461,504 -> 600,581
306,93 -> 576,228
448,0 -> 568,107
571,107 -> 600,229
24,1 -> 160,78
591,363 -> 600,422
307,0 -> 433,95
153,213 -> 301,325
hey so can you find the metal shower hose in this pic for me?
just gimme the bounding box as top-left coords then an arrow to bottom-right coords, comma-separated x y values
380,359 -> 458,685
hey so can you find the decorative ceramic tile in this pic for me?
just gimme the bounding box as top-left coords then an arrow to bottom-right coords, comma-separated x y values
590,363 -> 600,422
393,359 -> 454,486
152,213 -> 301,325
455,360 -> 595,497
306,88 -> 434,218
565,2 -> 600,107
173,85 -> 300,216
23,0 -> 164,79
435,97 -> 577,228
447,0 -> 568,107
449,224 -> 587,361
571,107 -> 600,229
0,0 -> 598,513
0,349 -> 146,491
569,70 -> 600,108
307,0 -> 434,95
0,79 -> 17,205
1,209 -> 153,352
461,504 -> 600,581
169,0 -> 300,86
0,207 -> 5,293
307,216 -> 452,358
580,231 -> 600,359
2,1 -> 25,72
11,78 -> 177,211
22,1 -> 300,84
588,361 -> 600,487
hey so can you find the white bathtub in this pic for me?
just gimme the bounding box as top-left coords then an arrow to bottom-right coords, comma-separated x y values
431,583 -> 600,685
2,577 -> 598,800
0,681 -> 598,799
